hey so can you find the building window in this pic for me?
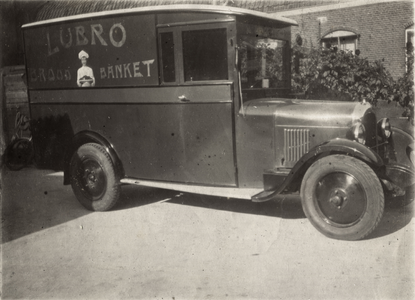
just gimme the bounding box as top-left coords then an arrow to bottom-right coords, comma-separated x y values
406,27 -> 414,72
406,28 -> 414,48
321,30 -> 359,53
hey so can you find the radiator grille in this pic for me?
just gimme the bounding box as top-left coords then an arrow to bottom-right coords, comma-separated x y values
284,129 -> 310,162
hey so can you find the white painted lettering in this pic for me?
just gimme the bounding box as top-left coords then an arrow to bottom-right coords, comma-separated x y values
75,26 -> 88,46
108,66 -> 115,79
133,61 -> 143,77
91,24 -> 108,46
46,22 -> 128,56
29,68 -> 72,83
48,69 -> 55,81
47,32 -> 59,56
30,69 -> 37,82
39,69 -> 46,81
60,28 -> 72,48
115,65 -> 122,78
100,67 -> 107,79
56,69 -> 64,80
123,63 -> 132,78
142,59 -> 155,77
64,70 -> 71,80
109,23 -> 126,47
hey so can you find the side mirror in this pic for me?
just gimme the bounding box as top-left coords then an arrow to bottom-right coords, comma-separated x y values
235,46 -> 239,68
235,44 -> 243,70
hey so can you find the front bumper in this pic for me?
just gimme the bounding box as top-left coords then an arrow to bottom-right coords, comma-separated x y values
380,126 -> 414,199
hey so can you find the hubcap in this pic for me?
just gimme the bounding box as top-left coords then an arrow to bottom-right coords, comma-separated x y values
79,158 -> 107,200
315,172 -> 367,226
328,188 -> 348,208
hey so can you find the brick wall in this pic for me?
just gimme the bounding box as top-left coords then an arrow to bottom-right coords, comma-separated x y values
282,1 -> 414,79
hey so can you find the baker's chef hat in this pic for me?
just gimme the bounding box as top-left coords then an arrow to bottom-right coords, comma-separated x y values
78,50 -> 89,59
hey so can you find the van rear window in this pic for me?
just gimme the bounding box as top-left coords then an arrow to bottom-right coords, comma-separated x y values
182,28 -> 228,82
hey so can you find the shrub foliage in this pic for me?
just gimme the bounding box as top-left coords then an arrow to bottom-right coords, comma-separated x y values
291,44 -> 414,109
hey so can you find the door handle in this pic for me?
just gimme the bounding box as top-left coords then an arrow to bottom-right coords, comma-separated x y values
178,95 -> 190,102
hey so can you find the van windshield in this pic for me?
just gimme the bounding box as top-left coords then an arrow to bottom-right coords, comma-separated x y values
239,36 -> 287,90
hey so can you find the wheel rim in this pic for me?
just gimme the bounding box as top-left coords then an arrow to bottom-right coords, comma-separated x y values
314,172 -> 367,227
6,139 -> 32,169
77,157 -> 107,201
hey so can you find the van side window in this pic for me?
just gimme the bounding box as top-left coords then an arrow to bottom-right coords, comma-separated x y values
160,32 -> 176,83
182,28 -> 228,81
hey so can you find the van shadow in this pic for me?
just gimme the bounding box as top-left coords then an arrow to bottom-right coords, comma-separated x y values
115,185 -> 306,219
114,185 -> 186,210
117,185 -> 414,239
4,167 -> 410,244
367,198 -> 414,240
2,167 -> 91,244
168,193 -> 307,219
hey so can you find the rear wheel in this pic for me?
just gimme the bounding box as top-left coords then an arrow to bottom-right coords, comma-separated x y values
300,155 -> 384,241
70,143 -> 120,211
4,138 -> 33,171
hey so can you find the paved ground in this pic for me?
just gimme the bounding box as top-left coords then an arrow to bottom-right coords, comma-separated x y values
1,166 -> 414,299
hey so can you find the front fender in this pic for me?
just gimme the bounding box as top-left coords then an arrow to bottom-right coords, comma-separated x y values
252,138 -> 384,202
389,126 -> 414,168
63,130 -> 124,185
287,138 -> 385,190
303,138 -> 384,168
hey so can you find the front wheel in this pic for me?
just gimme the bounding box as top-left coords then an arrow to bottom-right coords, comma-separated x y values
301,155 -> 384,241
70,143 -> 120,211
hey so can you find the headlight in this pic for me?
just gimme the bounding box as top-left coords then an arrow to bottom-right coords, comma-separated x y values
377,118 -> 391,139
351,122 -> 366,144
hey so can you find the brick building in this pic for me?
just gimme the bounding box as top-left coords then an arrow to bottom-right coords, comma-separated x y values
271,0 -> 414,79
0,0 -> 413,75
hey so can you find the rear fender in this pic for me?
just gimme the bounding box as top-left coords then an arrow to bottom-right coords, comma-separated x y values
63,130 -> 124,185
252,138 -> 384,202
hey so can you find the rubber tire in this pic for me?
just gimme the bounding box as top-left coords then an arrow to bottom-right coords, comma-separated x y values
300,155 -> 384,241
70,143 -> 120,211
4,138 -> 33,171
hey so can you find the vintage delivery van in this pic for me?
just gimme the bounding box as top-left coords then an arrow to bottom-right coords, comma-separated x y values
22,5 -> 414,240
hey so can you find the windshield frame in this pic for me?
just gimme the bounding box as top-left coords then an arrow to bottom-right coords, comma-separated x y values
236,22 -> 291,102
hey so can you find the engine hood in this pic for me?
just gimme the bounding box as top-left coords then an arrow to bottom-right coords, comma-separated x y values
242,98 -> 373,127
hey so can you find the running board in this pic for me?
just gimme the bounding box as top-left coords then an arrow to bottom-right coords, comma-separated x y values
251,190 -> 278,203
120,178 -> 262,200
251,168 -> 291,202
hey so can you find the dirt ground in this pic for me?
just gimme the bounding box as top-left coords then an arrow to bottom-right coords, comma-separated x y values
1,166 -> 414,299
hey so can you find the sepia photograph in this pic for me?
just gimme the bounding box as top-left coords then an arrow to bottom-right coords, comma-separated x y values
0,0 -> 414,299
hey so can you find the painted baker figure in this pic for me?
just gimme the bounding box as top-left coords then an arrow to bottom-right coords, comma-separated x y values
77,50 -> 95,87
